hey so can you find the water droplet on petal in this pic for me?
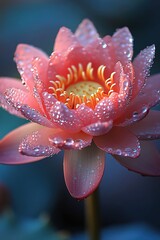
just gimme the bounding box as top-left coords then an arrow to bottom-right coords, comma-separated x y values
132,106 -> 148,122
74,139 -> 84,149
133,111 -> 138,118
123,80 -> 129,91
34,147 -> 40,153
49,137 -> 63,147
124,147 -> 132,156
115,149 -> 122,155
18,67 -> 24,75
64,138 -> 75,147
102,43 -> 107,49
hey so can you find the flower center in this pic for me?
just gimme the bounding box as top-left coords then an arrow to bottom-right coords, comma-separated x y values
49,62 -> 116,109
66,81 -> 103,98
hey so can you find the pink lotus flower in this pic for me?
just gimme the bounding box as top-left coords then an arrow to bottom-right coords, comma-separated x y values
0,19 -> 160,199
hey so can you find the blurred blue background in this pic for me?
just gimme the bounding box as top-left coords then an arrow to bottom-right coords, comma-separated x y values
0,0 -> 160,239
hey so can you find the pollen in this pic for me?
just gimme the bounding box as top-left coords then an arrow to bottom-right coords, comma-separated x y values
49,62 -> 116,109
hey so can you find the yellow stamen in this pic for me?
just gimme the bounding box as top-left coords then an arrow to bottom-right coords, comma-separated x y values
49,62 -> 116,109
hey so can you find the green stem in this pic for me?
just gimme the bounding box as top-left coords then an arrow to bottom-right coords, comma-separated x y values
85,188 -> 101,240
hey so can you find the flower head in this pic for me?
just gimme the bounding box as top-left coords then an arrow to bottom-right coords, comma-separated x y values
0,19 -> 160,199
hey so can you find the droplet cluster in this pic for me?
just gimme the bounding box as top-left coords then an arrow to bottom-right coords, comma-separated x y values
5,88 -> 27,110
20,105 -> 54,127
112,27 -> 133,62
50,137 -> 86,150
14,45 -> 34,89
82,120 -> 112,136
133,45 -> 155,94
50,101 -> 81,131
19,131 -> 59,157
105,142 -> 140,158
75,19 -> 98,45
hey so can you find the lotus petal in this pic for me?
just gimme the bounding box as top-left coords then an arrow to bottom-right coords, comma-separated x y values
0,78 -> 25,117
82,120 -> 113,136
19,126 -> 60,157
54,27 -> 79,52
115,141 -> 160,176
75,19 -> 99,46
112,27 -> 133,64
116,74 -> 160,126
63,143 -> 105,199
132,45 -> 155,97
14,44 -> 48,91
0,123 -> 44,164
94,127 -> 140,158
128,110 -> 160,140
49,130 -> 92,150
50,101 -> 82,132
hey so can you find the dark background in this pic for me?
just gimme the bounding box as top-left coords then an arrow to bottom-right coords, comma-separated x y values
0,0 -> 160,239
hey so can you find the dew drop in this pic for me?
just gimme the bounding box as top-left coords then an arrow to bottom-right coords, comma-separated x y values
74,139 -> 84,149
123,80 -> 129,91
141,106 -> 148,114
73,176 -> 77,181
115,149 -> 122,155
102,43 -> 107,49
49,137 -> 64,148
107,147 -> 113,153
22,79 -> 26,85
124,147 -> 132,156
49,62 -> 53,66
18,67 -> 24,75
17,60 -> 23,66
65,138 -> 74,146
34,147 -> 40,153
132,106 -> 148,121
133,111 -> 138,118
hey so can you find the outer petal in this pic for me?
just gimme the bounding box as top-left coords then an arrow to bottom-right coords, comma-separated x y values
5,88 -> 42,113
0,77 -> 25,91
0,123 -> 45,164
112,27 -> 133,65
63,143 -> 105,199
14,44 -> 48,91
82,120 -> 113,136
0,78 -> 25,118
114,141 -> 160,176
19,126 -> 60,157
30,56 -> 49,112
132,45 -> 155,98
54,27 -> 79,52
116,74 -> 160,126
94,127 -> 140,158
49,130 -> 92,150
128,110 -> 160,140
75,19 -> 99,46
32,56 -> 48,89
